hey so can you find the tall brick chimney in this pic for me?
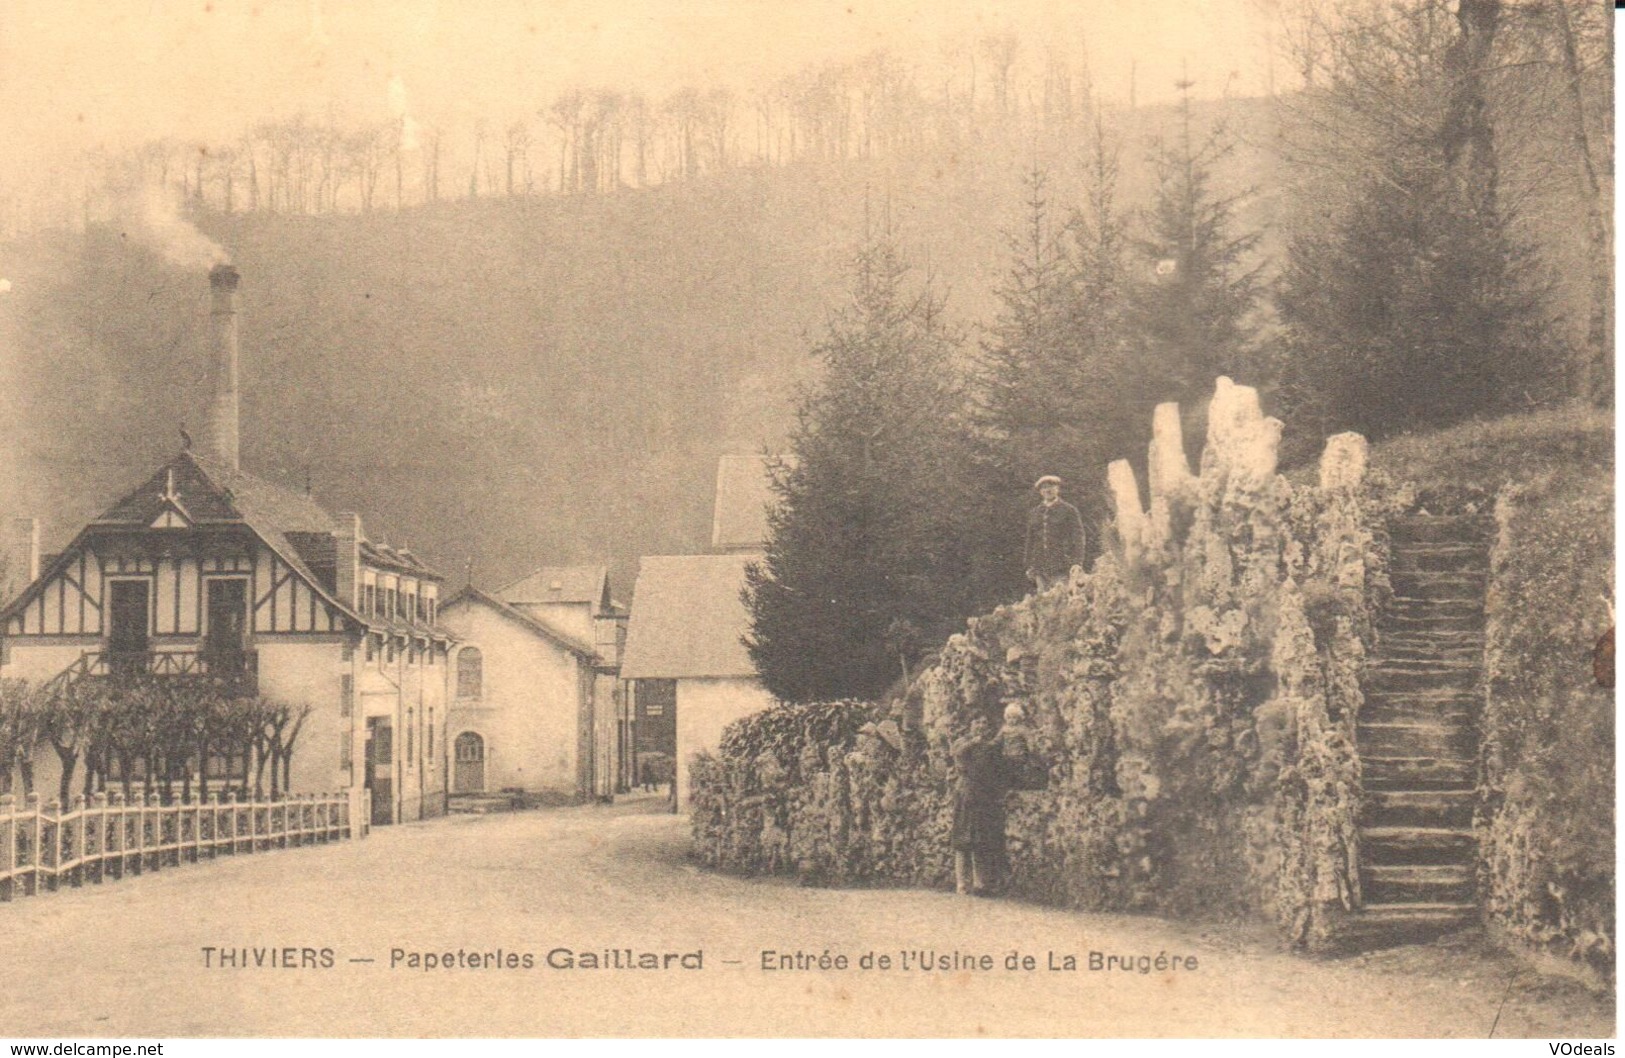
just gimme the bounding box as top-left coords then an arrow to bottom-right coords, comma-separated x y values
207,264 -> 241,470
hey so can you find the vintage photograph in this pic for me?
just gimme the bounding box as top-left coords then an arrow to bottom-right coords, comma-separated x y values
0,0 -> 1613,1040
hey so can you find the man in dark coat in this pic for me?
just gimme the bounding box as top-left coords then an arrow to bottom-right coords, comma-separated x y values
1024,474 -> 1086,592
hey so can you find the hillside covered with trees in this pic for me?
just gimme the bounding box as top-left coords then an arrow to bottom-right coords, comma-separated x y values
0,0 -> 1607,615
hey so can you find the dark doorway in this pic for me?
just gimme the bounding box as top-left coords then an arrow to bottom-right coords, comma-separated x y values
205,578 -> 247,652
205,578 -> 248,673
634,679 -> 677,756
453,732 -> 485,794
366,717 -> 394,826
106,580 -> 150,676
633,679 -> 677,799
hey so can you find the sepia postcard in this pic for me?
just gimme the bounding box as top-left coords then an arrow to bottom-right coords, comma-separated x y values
0,0 -> 1613,1043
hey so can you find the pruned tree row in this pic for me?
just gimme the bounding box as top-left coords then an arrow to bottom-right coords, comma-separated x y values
0,677 -> 312,807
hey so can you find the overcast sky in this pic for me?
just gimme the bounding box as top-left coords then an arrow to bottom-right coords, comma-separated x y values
0,0 -> 1276,188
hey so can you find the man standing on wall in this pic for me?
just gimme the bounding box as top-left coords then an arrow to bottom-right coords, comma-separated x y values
1024,474 -> 1086,593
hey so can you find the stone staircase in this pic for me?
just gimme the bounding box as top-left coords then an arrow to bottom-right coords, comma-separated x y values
1351,513 -> 1494,947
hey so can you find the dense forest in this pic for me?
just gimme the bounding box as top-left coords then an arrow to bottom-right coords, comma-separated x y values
0,97 -> 1277,595
0,2 -> 1607,609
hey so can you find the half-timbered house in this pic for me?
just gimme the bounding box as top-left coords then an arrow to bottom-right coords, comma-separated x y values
0,264 -> 455,825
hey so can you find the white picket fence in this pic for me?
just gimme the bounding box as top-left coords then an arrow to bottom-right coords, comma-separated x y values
0,787 -> 369,901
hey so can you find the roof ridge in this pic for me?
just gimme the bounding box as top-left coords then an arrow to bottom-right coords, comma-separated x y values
450,585 -> 598,659
495,564 -> 609,600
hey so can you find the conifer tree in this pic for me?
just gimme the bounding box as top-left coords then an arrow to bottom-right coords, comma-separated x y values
1058,113 -> 1143,497
744,235 -> 980,703
1128,81 -> 1264,405
972,122 -> 1139,580
1275,168 -> 1552,440
969,165 -> 1079,596
975,164 -> 1075,470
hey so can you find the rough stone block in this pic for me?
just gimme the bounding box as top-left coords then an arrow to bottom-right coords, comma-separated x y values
1107,459 -> 1147,560
1148,402 -> 1194,505
1319,432 -> 1369,491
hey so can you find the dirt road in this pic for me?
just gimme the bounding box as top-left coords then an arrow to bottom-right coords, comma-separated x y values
0,798 -> 1610,1037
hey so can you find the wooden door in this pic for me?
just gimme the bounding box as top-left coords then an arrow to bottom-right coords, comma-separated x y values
453,732 -> 485,794
366,718 -> 394,825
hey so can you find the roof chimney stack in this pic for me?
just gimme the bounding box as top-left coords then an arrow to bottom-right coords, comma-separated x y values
335,512 -> 362,610
207,264 -> 241,470
2,517 -> 39,607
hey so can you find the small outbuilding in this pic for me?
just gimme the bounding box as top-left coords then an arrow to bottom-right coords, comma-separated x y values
619,552 -> 774,807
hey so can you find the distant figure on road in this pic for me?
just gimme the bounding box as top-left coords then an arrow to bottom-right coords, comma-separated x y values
950,715 -> 1007,896
1024,474 -> 1086,593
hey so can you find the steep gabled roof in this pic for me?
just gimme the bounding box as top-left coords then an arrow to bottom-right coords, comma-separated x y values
94,450 -> 341,592
2,448 -> 459,645
497,566 -> 611,611
3,449 -> 371,628
102,450 -> 331,531
620,553 -> 761,680
441,585 -> 597,659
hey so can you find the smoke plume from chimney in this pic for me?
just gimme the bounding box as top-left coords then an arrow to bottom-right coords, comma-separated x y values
116,184 -> 229,271
206,264 -> 241,470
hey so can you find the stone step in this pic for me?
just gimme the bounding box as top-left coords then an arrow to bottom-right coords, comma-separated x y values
1378,601 -> 1482,617
1367,664 -> 1481,693
1377,641 -> 1482,663
1390,566 -> 1490,581
1390,547 -> 1490,573
1361,826 -> 1476,865
1367,686 -> 1477,700
1362,864 -> 1476,904
1387,577 -> 1489,603
1338,903 -> 1479,949
1357,722 -> 1475,759
1362,702 -> 1472,727
1361,789 -> 1475,829
1391,572 -> 1488,588
1363,688 -> 1478,719
1367,687 -> 1480,705
1389,516 -> 1497,543
1376,655 -> 1480,674
1379,626 -> 1486,643
447,793 -> 524,814
1390,539 -> 1491,555
1386,593 -> 1487,615
1374,655 -> 1480,672
1362,756 -> 1475,789
1367,680 -> 1479,700
1382,619 -> 1487,638
1381,626 -> 1485,639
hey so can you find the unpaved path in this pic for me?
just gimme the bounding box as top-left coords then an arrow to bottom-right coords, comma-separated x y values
0,799 -> 1610,1037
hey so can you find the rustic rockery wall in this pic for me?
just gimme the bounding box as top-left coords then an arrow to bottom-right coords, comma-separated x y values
692,378 -> 1390,948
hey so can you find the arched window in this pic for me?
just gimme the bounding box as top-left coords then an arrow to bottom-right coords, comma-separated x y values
456,646 -> 483,699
